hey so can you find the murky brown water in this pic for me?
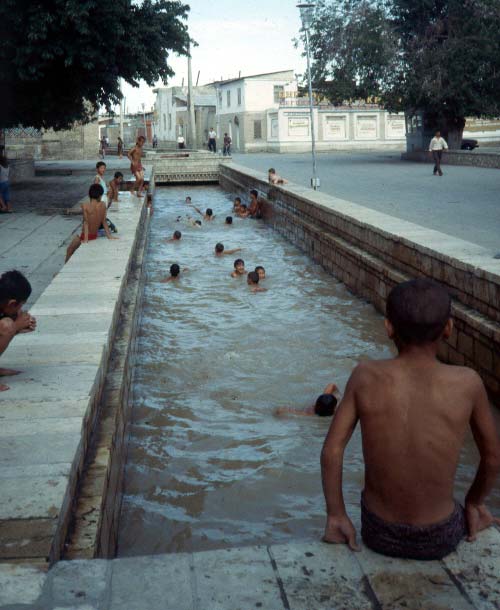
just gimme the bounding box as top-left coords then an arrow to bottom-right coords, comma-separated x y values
117,185 -> 500,557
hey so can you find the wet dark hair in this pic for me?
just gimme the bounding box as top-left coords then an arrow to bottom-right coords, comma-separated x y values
170,264 -> 180,277
114,171 -> 123,179
215,243 -> 224,253
96,161 -> 106,170
89,184 -> 104,199
206,208 -> 213,216
250,189 -> 258,198
255,265 -> 265,273
386,279 -> 451,346
186,196 -> 192,202
195,220 -> 202,226
268,168 -> 276,173
225,216 -> 233,224
241,204 -> 248,210
314,394 -> 338,417
0,270 -> 32,304
173,230 -> 182,239
234,197 -> 241,204
234,258 -> 244,268
248,271 -> 259,284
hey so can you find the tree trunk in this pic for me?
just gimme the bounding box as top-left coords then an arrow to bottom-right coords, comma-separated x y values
444,117 -> 466,150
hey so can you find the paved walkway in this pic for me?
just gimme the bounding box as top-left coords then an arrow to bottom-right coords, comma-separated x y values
1,530 -> 500,609
232,152 -> 500,253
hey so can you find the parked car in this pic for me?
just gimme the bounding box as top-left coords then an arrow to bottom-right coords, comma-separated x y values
461,138 -> 479,150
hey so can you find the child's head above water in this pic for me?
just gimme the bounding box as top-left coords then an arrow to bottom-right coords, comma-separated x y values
386,278 -> 451,348
215,243 -> 224,254
314,393 -> 338,417
173,230 -> 182,240
234,197 -> 241,206
89,184 -> 104,200
225,216 -> 233,225
255,265 -> 265,280
234,259 -> 245,273
0,270 -> 32,315
170,264 -> 180,277
206,208 -> 213,217
247,271 -> 259,285
185,196 -> 192,203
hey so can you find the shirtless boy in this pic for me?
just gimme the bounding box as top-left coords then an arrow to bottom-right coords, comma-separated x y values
185,196 -> 192,205
107,172 -> 123,207
237,204 -> 249,218
231,259 -> 245,278
0,270 -> 36,391
255,266 -> 266,280
275,383 -> 339,417
215,243 -> 242,257
248,190 -> 263,218
321,279 -> 500,560
194,207 -> 214,221
268,168 -> 288,185
65,184 -> 118,262
161,264 -> 187,283
247,271 -> 267,292
233,197 -> 242,213
167,231 -> 182,242
127,135 -> 146,197
225,216 -> 233,225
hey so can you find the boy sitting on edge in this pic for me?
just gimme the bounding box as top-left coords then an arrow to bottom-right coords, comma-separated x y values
107,171 -> 123,207
0,270 -> 36,391
268,168 -> 288,185
275,383 -> 339,417
321,278 -> 500,560
247,271 -> 267,292
231,259 -> 246,278
214,243 -> 242,257
65,184 -> 118,262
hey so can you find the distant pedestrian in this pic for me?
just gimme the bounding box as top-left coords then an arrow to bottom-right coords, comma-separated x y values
99,137 -> 107,159
208,127 -> 217,153
117,136 -> 123,159
105,135 -> 109,148
0,150 -> 12,213
152,134 -> 158,149
428,130 -> 448,176
177,134 -> 185,149
223,133 -> 232,156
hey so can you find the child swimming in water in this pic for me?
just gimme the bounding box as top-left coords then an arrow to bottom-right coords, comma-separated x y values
233,197 -> 242,213
247,271 -> 266,292
194,206 -> 214,221
160,264 -> 188,283
275,383 -> 339,417
231,259 -> 246,278
255,266 -> 266,280
215,243 -> 242,257
225,216 -> 233,225
167,230 -> 182,242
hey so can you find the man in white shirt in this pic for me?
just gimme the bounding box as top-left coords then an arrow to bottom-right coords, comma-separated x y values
208,127 -> 217,153
177,134 -> 185,149
428,130 -> 448,176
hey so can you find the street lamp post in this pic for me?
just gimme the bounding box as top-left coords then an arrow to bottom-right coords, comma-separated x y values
141,102 -> 148,143
297,2 -> 320,190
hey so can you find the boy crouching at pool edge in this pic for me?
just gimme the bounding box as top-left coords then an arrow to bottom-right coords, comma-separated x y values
321,278 -> 500,560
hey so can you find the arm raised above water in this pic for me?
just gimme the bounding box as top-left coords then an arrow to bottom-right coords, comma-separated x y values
321,365 -> 362,550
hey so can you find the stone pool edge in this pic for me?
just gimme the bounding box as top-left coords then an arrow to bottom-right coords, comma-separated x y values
220,162 -> 500,405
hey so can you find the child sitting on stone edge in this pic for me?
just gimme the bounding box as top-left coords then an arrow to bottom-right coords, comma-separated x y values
321,278 -> 500,560
0,270 -> 36,391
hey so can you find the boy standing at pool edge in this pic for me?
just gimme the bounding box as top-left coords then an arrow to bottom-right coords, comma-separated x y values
321,278 -> 500,560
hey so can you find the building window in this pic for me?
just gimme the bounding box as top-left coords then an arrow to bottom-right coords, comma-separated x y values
168,113 -> 172,130
254,120 -> 262,140
163,114 -> 166,131
273,85 -> 284,103
237,88 -> 242,106
227,90 -> 231,107
218,90 -> 222,105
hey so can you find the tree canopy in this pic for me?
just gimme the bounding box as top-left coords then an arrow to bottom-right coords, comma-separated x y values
306,0 -> 500,145
0,0 -> 190,130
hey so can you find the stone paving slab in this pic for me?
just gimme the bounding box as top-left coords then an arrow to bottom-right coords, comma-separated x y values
0,192 -> 146,564
2,534 -> 500,609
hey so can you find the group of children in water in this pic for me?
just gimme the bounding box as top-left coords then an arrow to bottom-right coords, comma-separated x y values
1,160 -> 499,565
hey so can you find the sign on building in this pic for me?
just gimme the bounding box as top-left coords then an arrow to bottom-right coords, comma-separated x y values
355,115 -> 378,140
288,116 -> 310,136
325,115 -> 347,140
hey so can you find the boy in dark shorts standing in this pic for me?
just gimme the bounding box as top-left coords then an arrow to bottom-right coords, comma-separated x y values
321,278 -> 500,560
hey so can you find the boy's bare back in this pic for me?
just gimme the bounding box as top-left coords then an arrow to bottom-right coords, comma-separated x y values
352,358 -> 484,525
82,200 -> 106,236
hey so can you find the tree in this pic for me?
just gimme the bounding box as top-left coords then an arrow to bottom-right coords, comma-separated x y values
306,0 -> 500,147
0,0 -> 190,130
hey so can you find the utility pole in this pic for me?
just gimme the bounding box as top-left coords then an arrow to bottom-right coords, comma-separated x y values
141,102 -> 147,143
119,78 -> 124,141
187,42 -> 197,150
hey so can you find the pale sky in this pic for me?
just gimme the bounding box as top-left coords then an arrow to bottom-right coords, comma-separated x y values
121,0 -> 307,113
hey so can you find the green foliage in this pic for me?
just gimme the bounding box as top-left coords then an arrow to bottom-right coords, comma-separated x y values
306,0 -> 500,138
0,0 -> 190,129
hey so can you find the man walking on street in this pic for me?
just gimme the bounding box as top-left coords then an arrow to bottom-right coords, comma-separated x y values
208,127 -> 217,153
428,130 -> 448,176
223,133 -> 232,156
